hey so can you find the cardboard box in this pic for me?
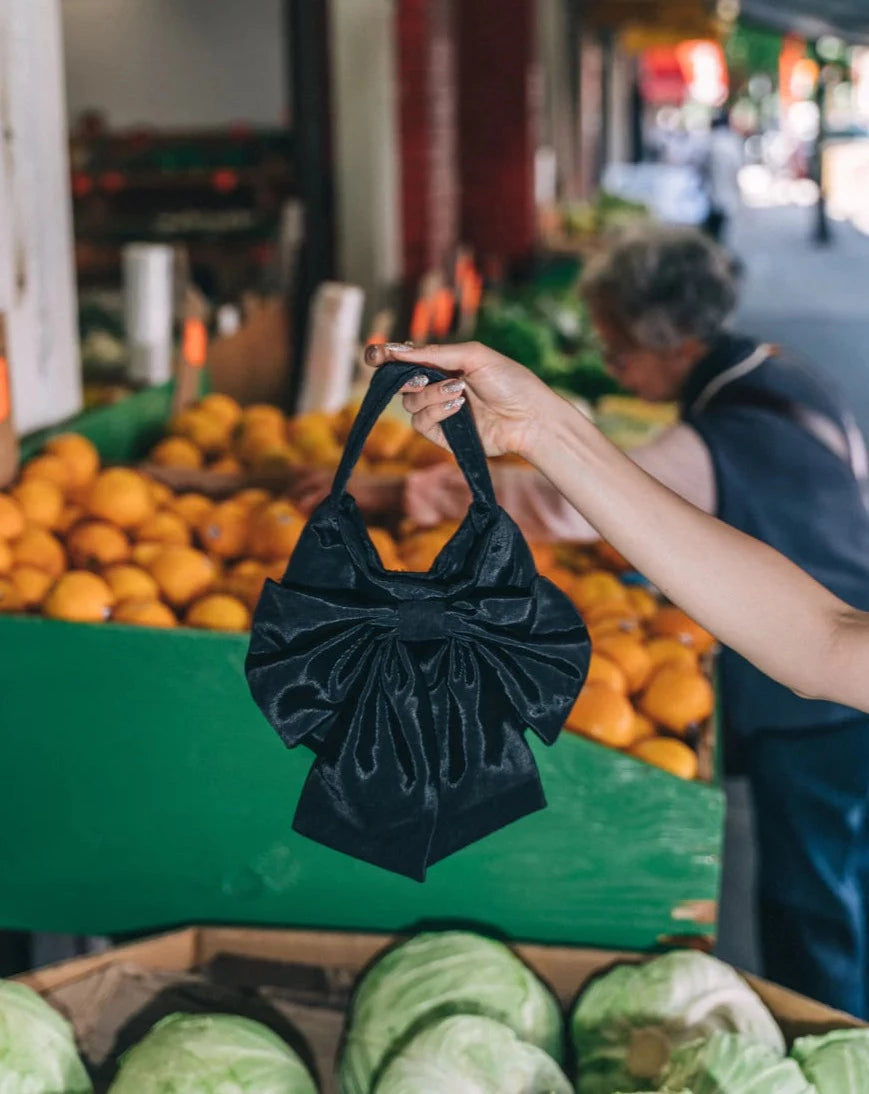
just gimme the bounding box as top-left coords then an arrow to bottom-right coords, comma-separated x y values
16,926 -> 863,1094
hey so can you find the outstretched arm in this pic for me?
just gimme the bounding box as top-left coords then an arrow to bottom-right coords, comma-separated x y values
367,341 -> 869,712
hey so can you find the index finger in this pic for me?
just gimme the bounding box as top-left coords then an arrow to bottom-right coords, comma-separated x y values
364,341 -> 477,378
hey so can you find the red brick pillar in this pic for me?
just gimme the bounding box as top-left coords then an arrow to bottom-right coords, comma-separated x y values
457,0 -> 537,269
396,0 -> 459,282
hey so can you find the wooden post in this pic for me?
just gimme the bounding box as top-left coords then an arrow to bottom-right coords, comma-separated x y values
0,312 -> 20,488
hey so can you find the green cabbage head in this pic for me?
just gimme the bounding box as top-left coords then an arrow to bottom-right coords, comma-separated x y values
661,1032 -> 815,1093
339,931 -> 563,1094
107,1012 -> 317,1093
373,1015 -> 572,1094
0,979 -> 92,1093
792,1029 -> 869,1092
570,951 -> 784,1094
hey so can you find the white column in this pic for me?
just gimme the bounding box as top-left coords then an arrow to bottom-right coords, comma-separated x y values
0,0 -> 81,434
329,0 -> 402,317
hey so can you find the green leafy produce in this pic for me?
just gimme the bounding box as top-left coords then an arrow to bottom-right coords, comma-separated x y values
791,1029 -> 869,1092
0,979 -> 92,1093
373,1015 -> 572,1094
107,1013 -> 317,1093
570,951 -> 784,1094
339,931 -> 563,1094
661,1032 -> 814,1093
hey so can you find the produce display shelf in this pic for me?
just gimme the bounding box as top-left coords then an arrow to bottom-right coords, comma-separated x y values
0,390 -> 724,949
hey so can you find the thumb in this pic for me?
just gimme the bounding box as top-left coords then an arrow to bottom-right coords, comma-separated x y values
364,341 -> 482,377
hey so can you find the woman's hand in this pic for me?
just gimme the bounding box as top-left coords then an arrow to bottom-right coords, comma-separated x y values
364,342 -> 558,459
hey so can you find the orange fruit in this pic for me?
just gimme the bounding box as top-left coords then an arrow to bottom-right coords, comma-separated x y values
631,736 -> 698,780
0,538 -> 11,574
67,520 -> 130,569
632,711 -> 656,742
334,402 -> 362,443
363,418 -> 413,462
149,436 -> 204,470
542,566 -> 577,596
209,455 -> 243,475
235,422 -> 287,467
640,666 -> 715,735
196,501 -> 248,559
135,510 -> 192,547
11,527 -> 67,577
232,488 -> 270,512
626,586 -> 659,621
645,637 -> 699,674
113,598 -> 177,628
583,600 -> 639,626
248,445 -> 299,476
247,500 -> 304,561
367,527 -> 404,570
241,403 -> 287,434
43,571 -> 114,623
169,408 -> 232,455
220,559 -> 268,611
9,564 -> 53,608
588,617 -> 643,645
586,652 -> 628,693
147,479 -> 174,508
649,607 -> 717,654
185,593 -> 251,632
87,468 -> 155,530
0,494 -> 26,540
44,434 -> 100,490
21,454 -> 72,491
148,546 -> 217,607
102,563 -> 160,602
565,682 -> 636,748
131,541 -> 164,568
0,577 -> 24,613
286,413 -> 343,466
262,558 -> 288,582
594,634 -> 653,694
528,543 -> 557,575
572,570 -> 630,610
57,504 -> 85,534
12,479 -> 64,530
399,523 -> 460,572
198,392 -> 243,429
169,493 -> 215,527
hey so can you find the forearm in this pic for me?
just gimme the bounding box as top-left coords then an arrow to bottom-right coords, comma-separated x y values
526,395 -> 868,708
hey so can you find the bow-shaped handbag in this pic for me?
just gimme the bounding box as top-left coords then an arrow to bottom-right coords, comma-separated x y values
245,363 -> 590,880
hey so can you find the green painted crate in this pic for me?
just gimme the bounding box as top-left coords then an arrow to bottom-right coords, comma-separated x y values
0,387 -> 724,947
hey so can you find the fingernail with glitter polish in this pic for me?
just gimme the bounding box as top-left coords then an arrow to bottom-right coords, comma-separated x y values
443,380 -> 465,395
443,396 -> 465,411
407,374 -> 429,389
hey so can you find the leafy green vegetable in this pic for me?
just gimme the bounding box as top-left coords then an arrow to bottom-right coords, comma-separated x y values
373,1015 -> 572,1094
0,979 -> 92,1093
792,1029 -> 869,1092
570,951 -> 784,1094
661,1032 -> 814,1093
339,931 -> 563,1094
107,1013 -> 316,1093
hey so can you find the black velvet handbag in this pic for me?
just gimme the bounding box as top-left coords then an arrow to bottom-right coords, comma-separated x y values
245,363 -> 590,880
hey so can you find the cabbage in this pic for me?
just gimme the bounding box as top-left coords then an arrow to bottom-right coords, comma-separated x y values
107,1012 -> 317,1093
0,979 -> 92,1093
373,1015 -> 572,1094
570,951 -> 784,1094
339,931 -> 563,1094
791,1029 -> 869,1092
661,1033 -> 814,1093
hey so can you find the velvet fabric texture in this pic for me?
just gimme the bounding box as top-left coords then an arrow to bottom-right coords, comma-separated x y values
246,363 -> 590,880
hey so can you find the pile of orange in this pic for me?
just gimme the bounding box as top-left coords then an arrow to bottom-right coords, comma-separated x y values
537,546 -> 717,781
147,393 -> 453,477
1,393 -> 719,783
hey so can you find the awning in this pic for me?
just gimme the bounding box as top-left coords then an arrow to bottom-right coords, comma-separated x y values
739,0 -> 869,43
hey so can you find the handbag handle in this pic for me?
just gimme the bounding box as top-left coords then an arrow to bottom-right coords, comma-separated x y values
330,362 -> 497,508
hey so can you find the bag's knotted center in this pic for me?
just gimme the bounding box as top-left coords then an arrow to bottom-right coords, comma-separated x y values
396,598 -> 448,642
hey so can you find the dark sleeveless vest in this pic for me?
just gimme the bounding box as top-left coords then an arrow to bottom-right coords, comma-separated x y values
682,333 -> 869,736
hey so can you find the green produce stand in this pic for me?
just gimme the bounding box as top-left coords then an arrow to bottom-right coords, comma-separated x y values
0,388 -> 724,948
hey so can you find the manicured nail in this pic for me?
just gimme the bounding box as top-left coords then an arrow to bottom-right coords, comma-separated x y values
443,396 -> 465,411
443,379 -> 465,395
364,344 -> 381,363
406,374 -> 429,389
384,342 -> 411,352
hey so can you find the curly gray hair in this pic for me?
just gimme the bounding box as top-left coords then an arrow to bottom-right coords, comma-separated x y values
580,224 -> 738,350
